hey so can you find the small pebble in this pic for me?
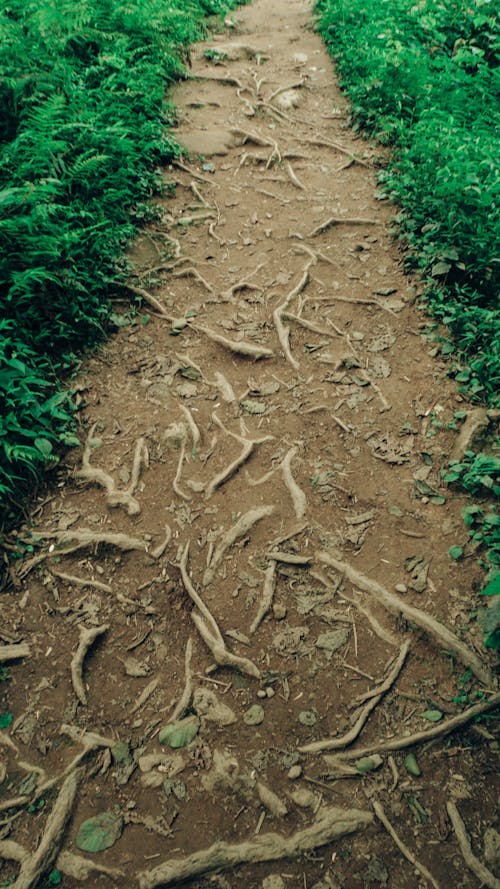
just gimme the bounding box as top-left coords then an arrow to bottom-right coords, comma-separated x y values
395,583 -> 407,593
243,704 -> 265,726
257,689 -> 267,699
265,687 -> 275,698
298,710 -> 317,726
351,331 -> 364,341
273,603 -> 287,620
288,765 -> 302,780
290,788 -> 315,808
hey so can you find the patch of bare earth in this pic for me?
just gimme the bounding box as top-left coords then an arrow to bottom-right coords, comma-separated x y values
1,1 -> 498,887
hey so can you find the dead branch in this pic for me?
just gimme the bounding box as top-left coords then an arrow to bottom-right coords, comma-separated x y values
299,641 -> 410,754
70,624 -> 109,706
195,325 -> 274,359
0,643 -> 30,663
281,447 -> 307,520
49,570 -> 112,593
308,217 -> 381,237
446,802 -> 500,889
316,550 -> 492,686
11,768 -> 84,889
137,805 -> 373,888
203,505 -> 274,586
170,637 -> 194,723
250,562 -> 277,634
373,801 -> 441,889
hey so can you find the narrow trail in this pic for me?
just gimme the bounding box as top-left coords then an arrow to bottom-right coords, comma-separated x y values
1,1 -> 498,888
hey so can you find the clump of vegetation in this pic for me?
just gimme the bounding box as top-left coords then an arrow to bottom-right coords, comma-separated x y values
0,0 -> 245,523
315,0 -> 499,647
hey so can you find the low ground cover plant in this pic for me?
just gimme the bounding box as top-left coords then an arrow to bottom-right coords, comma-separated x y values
0,0 -> 244,521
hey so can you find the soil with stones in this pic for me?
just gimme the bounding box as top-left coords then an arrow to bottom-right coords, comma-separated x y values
1,1 -> 499,888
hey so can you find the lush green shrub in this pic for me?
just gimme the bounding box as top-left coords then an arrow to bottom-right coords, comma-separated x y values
0,0 -> 245,522
315,0 -> 500,406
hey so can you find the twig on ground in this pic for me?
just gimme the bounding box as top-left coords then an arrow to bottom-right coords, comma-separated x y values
299,641 -> 410,754
250,562 -> 277,634
281,447 -> 307,520
137,805 -> 373,888
203,506 -> 274,586
9,769 -> 84,889
316,551 -> 492,685
446,801 -> 500,889
373,801 -> 441,889
70,625 -> 109,706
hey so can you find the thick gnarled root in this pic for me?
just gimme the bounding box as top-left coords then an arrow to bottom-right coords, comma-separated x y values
76,424 -> 148,515
203,506 -> 274,586
70,624 -> 109,706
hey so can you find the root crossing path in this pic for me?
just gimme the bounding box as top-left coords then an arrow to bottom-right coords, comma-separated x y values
1,2 -> 497,888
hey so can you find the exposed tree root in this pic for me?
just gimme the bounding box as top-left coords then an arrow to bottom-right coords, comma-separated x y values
76,424 -> 148,515
304,137 -> 370,167
273,264 -> 311,370
340,592 -> 398,648
0,643 -> 30,663
250,561 -> 277,634
308,217 -> 381,237
131,678 -> 160,715
286,162 -> 305,191
203,505 -> 274,586
189,181 -> 211,207
325,293 -> 398,317
322,691 -> 500,770
282,312 -> 338,339
299,641 -> 410,754
173,443 -> 191,501
195,324 -> 274,359
373,801 -> 441,889
180,543 -> 260,678
266,551 -> 311,565
49,570 -> 112,593
205,414 -> 273,498
173,160 -> 215,186
70,624 -> 109,706
257,782 -> 288,817
179,405 -> 201,448
116,282 -> 175,320
150,525 -> 172,560
221,262 -> 266,302
173,266 -> 213,292
213,371 -> 236,403
137,805 -> 373,888
267,78 -> 306,103
446,802 -> 500,889
281,447 -> 307,520
315,551 -> 492,686
10,768 -> 84,889
170,637 -> 194,723
0,840 -> 125,882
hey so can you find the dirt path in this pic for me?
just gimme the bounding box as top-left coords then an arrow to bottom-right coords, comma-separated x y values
1,1 -> 498,887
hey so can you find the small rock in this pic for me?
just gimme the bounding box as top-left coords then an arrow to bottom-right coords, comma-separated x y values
287,765 -> 303,780
265,687 -> 275,698
395,583 -> 407,593
273,603 -> 287,620
315,629 -> 349,653
293,52 -> 308,66
257,689 -> 267,699
290,788 -> 315,808
351,331 -> 364,342
243,704 -> 265,726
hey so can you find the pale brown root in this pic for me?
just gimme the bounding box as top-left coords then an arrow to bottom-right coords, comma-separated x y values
173,266 -> 214,292
150,525 -> 172,560
373,801 -> 441,889
0,643 -> 30,663
11,768 -> 84,889
195,325 -> 274,359
446,802 -> 500,889
340,592 -> 398,648
256,189 -> 291,206
49,570 -> 112,593
76,425 -> 147,515
281,448 -> 307,520
250,562 -> 277,634
213,371 -> 236,402
269,523 -> 309,549
173,160 -> 215,185
179,405 -> 201,448
59,724 -> 116,749
273,263 -> 312,369
221,262 -> 266,302
116,282 -> 175,320
137,805 -> 373,889
176,210 -> 216,226
192,612 -> 261,680
388,755 -> 399,792
299,641 -> 410,754
266,551 -> 311,565
267,78 -> 306,102
286,162 -> 306,191
170,637 -> 194,723
0,839 -> 126,882
175,351 -> 208,383
326,294 -> 398,317
206,441 -> 254,498
70,624 -> 109,706
204,506 -> 275,586
304,137 -> 370,167
257,782 -> 288,817
131,678 -> 160,715
308,217 -> 381,237
245,467 -> 276,487
323,692 -> 500,769
173,443 -> 191,501
208,220 -> 225,244
198,75 -> 243,89
282,312 -> 338,339
316,551 -> 492,686
230,127 -> 275,149
189,181 -> 211,207
41,529 -> 147,552
180,542 -> 223,644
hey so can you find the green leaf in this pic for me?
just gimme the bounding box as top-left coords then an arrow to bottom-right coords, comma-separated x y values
0,712 -> 13,728
404,753 -> 421,776
355,754 -> 383,773
159,716 -> 200,749
48,871 -> 62,885
422,709 -> 443,722
76,812 -> 123,853
34,438 -> 53,457
481,575 -> 500,597
448,545 -> 463,561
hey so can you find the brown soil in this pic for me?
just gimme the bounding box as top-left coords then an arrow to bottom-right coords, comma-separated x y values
1,1 -> 498,887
